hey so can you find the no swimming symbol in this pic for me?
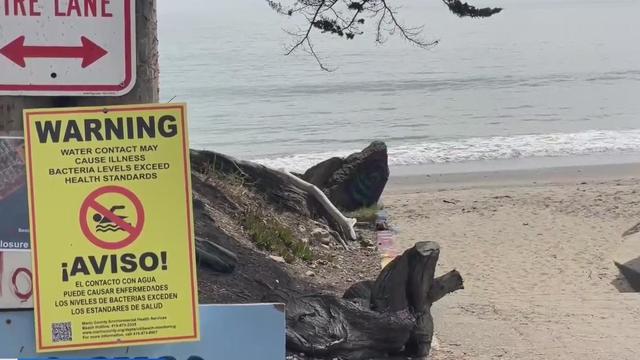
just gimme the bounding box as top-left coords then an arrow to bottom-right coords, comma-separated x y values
94,205 -> 129,233
79,186 -> 145,250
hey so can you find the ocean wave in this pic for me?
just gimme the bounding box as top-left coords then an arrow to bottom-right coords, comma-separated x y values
252,129 -> 640,172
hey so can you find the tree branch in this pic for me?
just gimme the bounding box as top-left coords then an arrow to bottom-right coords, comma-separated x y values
443,0 -> 503,18
380,0 -> 439,48
285,0 -> 326,56
268,0 -> 502,69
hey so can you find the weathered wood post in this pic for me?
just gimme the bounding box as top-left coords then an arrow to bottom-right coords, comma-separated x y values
0,0 -> 159,132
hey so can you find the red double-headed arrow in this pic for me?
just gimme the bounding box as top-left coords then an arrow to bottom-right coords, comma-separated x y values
0,36 -> 108,69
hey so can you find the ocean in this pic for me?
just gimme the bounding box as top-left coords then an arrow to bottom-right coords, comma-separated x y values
158,0 -> 640,173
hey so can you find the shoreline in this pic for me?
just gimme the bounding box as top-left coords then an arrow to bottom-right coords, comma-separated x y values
387,161 -> 640,193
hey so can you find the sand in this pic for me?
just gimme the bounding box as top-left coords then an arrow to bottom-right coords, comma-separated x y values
383,163 -> 640,360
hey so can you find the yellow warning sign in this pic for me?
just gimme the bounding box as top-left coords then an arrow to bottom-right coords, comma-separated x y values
23,103 -> 199,352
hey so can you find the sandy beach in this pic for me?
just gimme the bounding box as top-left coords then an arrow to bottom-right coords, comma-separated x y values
384,163 -> 640,360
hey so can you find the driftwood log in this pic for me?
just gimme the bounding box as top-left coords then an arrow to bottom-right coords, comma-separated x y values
195,237 -> 238,273
266,241 -> 463,359
190,149 -> 356,244
191,196 -> 238,273
282,170 -> 357,243
189,151 -> 463,358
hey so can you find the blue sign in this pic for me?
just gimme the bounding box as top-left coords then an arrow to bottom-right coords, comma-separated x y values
0,136 -> 30,251
0,304 -> 285,360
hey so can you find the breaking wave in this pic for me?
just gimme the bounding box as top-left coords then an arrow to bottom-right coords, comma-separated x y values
253,129 -> 640,172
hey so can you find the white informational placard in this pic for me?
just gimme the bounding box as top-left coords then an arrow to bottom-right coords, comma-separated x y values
0,0 -> 136,96
0,134 -> 32,309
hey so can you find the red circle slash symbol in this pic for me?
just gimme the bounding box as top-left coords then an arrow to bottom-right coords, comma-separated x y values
79,186 -> 145,250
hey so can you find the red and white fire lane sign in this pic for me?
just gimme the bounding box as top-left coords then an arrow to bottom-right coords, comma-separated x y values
0,0 -> 136,96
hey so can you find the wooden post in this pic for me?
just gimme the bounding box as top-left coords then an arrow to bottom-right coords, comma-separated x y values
0,0 -> 159,132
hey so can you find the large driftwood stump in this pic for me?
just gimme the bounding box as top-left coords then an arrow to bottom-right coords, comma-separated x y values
267,241 -> 463,359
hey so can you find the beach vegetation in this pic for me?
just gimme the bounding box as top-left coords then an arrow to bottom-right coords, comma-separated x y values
243,208 -> 314,263
348,204 -> 384,223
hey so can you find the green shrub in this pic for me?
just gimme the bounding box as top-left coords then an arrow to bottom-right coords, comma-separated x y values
347,204 -> 383,223
243,210 -> 313,263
